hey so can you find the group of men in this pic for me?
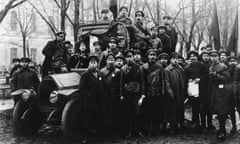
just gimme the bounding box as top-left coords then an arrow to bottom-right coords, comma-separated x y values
77,44 -> 240,143
9,6 -> 240,144
40,7 -> 178,77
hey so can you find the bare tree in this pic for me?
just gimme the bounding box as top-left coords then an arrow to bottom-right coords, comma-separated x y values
156,0 -> 161,25
29,0 -> 82,48
15,7 -> 35,57
73,0 -> 80,50
128,0 -> 133,17
53,0 -> 72,32
0,0 -> 28,23
218,0 -> 236,49
168,0 -> 210,51
28,1 -> 58,35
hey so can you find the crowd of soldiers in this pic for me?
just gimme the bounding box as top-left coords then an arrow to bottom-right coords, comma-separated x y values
8,6 -> 240,143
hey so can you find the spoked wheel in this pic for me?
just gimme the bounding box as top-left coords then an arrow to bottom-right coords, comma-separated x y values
13,101 -> 42,136
61,99 -> 84,139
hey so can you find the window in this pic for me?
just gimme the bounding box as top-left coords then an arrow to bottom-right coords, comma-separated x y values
30,48 -> 37,62
10,11 -> 17,30
31,13 -> 36,32
10,48 -> 18,62
10,11 -> 18,31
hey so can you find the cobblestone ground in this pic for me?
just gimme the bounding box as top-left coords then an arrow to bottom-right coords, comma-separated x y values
1,108 -> 240,144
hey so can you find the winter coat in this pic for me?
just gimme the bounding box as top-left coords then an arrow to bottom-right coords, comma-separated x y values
208,63 -> 233,115
99,67 -> 121,125
11,67 -> 40,91
163,64 -> 186,124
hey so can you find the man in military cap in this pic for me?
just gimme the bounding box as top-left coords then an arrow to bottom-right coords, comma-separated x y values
200,51 -> 211,69
157,53 -> 169,68
197,51 -> 211,133
158,25 -> 171,55
78,54 -> 106,143
115,54 -> 125,69
163,52 -> 185,134
141,49 -> 165,136
117,6 -> 132,25
11,57 -> 40,104
100,37 -> 119,69
219,51 -> 229,66
208,50 -> 232,139
163,16 -> 177,54
227,56 -> 239,134
184,51 -> 209,132
100,53 -> 122,137
42,31 -> 68,78
134,11 -> 150,44
120,49 -> 145,138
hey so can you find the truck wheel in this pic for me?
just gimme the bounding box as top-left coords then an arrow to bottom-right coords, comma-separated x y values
62,99 -> 83,139
13,101 -> 42,136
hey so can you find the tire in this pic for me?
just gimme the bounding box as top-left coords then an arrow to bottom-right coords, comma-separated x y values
61,99 -> 83,139
13,101 -> 42,136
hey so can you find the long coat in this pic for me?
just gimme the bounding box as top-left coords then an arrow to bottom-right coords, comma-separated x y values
100,67 -> 121,126
164,64 -> 186,124
121,62 -> 144,120
208,63 -> 232,115
184,62 -> 209,103
199,61 -> 211,111
141,62 -> 164,122
233,64 -> 240,100
78,70 -> 106,130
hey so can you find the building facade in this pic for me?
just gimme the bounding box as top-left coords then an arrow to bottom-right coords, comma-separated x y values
0,0 -> 70,68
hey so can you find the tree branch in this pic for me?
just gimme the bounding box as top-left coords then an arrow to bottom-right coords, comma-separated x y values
10,0 -> 28,9
66,0 -> 71,10
53,0 -> 74,26
28,1 -> 57,34
53,0 -> 61,8
145,0 -> 157,25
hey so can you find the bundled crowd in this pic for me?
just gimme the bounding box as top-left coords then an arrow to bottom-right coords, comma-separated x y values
9,6 -> 240,143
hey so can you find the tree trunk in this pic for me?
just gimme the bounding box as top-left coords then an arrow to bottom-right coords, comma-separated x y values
191,0 -> 195,48
74,0 -> 80,51
186,21 -> 197,51
96,0 -> 100,20
128,0 -> 133,17
22,34 -> 26,57
93,0 -> 97,22
222,1 -> 229,49
61,0 -> 66,31
81,0 -> 84,23
192,0 -> 195,22
156,0 -> 160,25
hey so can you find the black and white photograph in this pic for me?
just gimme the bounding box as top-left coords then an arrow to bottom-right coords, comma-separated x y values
0,0 -> 240,143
